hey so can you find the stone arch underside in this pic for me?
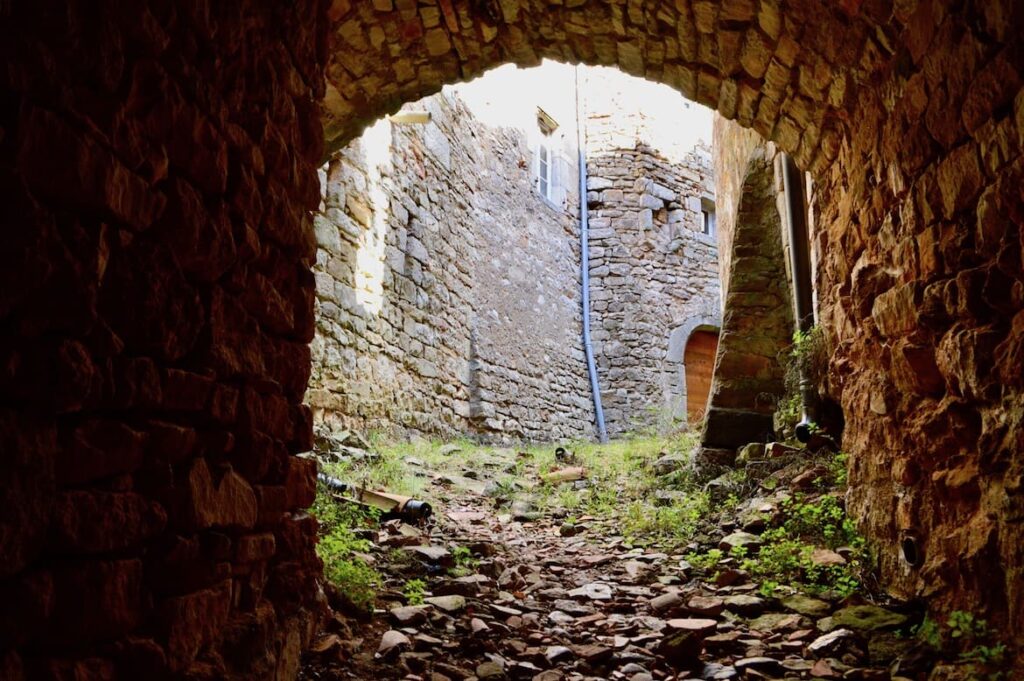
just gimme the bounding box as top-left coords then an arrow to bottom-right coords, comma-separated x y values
322,0 -> 866,168
2,0 -> 1023,677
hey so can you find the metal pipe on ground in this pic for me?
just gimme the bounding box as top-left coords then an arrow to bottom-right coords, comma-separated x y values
317,473 -> 433,523
780,152 -> 817,444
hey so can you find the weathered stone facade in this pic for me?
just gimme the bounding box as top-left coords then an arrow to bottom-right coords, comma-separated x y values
309,65 -> 718,442
3,0 -> 1024,674
704,118 -> 795,450
585,93 -> 720,435
309,85 -> 595,442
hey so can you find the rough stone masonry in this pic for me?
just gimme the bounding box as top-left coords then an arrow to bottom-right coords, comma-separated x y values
308,65 -> 720,442
1,0 -> 1023,677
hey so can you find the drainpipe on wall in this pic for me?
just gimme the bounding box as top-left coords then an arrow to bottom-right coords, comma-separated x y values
575,65 -> 608,443
780,152 -> 817,443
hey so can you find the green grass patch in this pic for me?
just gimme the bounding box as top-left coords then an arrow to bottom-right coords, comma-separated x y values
312,482 -> 382,613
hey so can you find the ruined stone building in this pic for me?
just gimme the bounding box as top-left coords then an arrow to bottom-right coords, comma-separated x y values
307,64 -> 721,441
1,1 -> 1023,678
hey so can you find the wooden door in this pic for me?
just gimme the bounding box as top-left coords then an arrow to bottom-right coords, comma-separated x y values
684,330 -> 719,425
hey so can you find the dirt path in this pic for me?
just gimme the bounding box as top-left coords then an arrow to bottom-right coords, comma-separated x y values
300,442 -> 942,680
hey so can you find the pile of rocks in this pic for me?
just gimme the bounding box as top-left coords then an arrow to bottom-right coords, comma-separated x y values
300,440 -> 948,680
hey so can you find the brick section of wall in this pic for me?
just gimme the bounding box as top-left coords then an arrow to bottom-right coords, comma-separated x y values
586,139 -> 720,437
0,2 -> 327,678
309,91 -> 596,442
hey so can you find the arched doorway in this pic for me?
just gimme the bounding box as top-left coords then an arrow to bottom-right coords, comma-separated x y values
683,328 -> 719,424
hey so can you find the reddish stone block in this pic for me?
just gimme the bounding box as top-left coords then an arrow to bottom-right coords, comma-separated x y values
1,338 -> 100,413
156,579 -> 231,671
0,411 -> 56,579
16,106 -> 166,231
155,179 -> 237,282
0,568 -> 53,648
107,356 -> 162,409
207,287 -> 266,379
59,419 -> 145,486
208,382 -> 239,425
48,491 -> 166,555
962,47 -> 1022,134
146,534 -> 231,597
283,456 -> 317,510
146,420 -> 197,466
161,368 -> 213,412
936,143 -> 985,219
98,241 -> 204,361
871,283 -> 920,338
50,559 -> 143,645
177,459 -> 257,531
253,485 -> 288,528
292,404 -> 314,453
29,657 -> 116,681
891,340 -> 945,397
235,533 -> 276,564
240,387 -> 293,441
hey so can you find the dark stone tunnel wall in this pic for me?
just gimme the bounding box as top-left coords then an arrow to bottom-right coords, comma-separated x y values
0,1 -> 328,678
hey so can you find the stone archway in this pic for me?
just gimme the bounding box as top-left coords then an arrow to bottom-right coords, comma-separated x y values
664,314 -> 722,426
2,0 -> 1023,676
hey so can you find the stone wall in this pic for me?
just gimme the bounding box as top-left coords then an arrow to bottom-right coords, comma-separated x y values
4,0 -> 1024,673
586,131 -> 720,436
309,65 -> 719,442
0,1 -> 325,678
704,118 -> 795,450
309,86 -> 595,443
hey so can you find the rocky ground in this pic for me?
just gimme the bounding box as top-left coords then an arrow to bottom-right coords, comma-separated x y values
297,435 -> 993,681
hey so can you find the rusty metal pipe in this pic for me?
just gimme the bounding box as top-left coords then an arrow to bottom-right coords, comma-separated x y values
317,473 -> 433,523
780,153 -> 817,443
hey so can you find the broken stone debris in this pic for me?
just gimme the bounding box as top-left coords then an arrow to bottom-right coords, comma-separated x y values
303,438 -> 933,681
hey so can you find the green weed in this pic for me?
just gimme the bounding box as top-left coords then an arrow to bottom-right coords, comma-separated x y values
313,485 -> 382,613
402,578 -> 427,605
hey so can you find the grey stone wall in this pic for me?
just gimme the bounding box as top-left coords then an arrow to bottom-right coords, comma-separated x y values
703,116 -> 794,450
586,133 -> 721,437
309,90 -> 595,442
309,67 -> 721,442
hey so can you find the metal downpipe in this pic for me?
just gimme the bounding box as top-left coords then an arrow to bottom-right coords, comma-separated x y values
575,66 -> 608,443
780,153 -> 817,443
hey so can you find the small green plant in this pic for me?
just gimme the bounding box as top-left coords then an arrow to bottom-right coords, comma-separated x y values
685,548 -> 723,571
827,451 -> 849,486
915,611 -> 1008,680
914,616 -> 942,648
313,486 -> 382,613
402,578 -> 427,605
736,493 -> 871,597
757,580 -> 779,598
778,326 -> 827,436
448,545 -> 479,577
947,610 -> 989,641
